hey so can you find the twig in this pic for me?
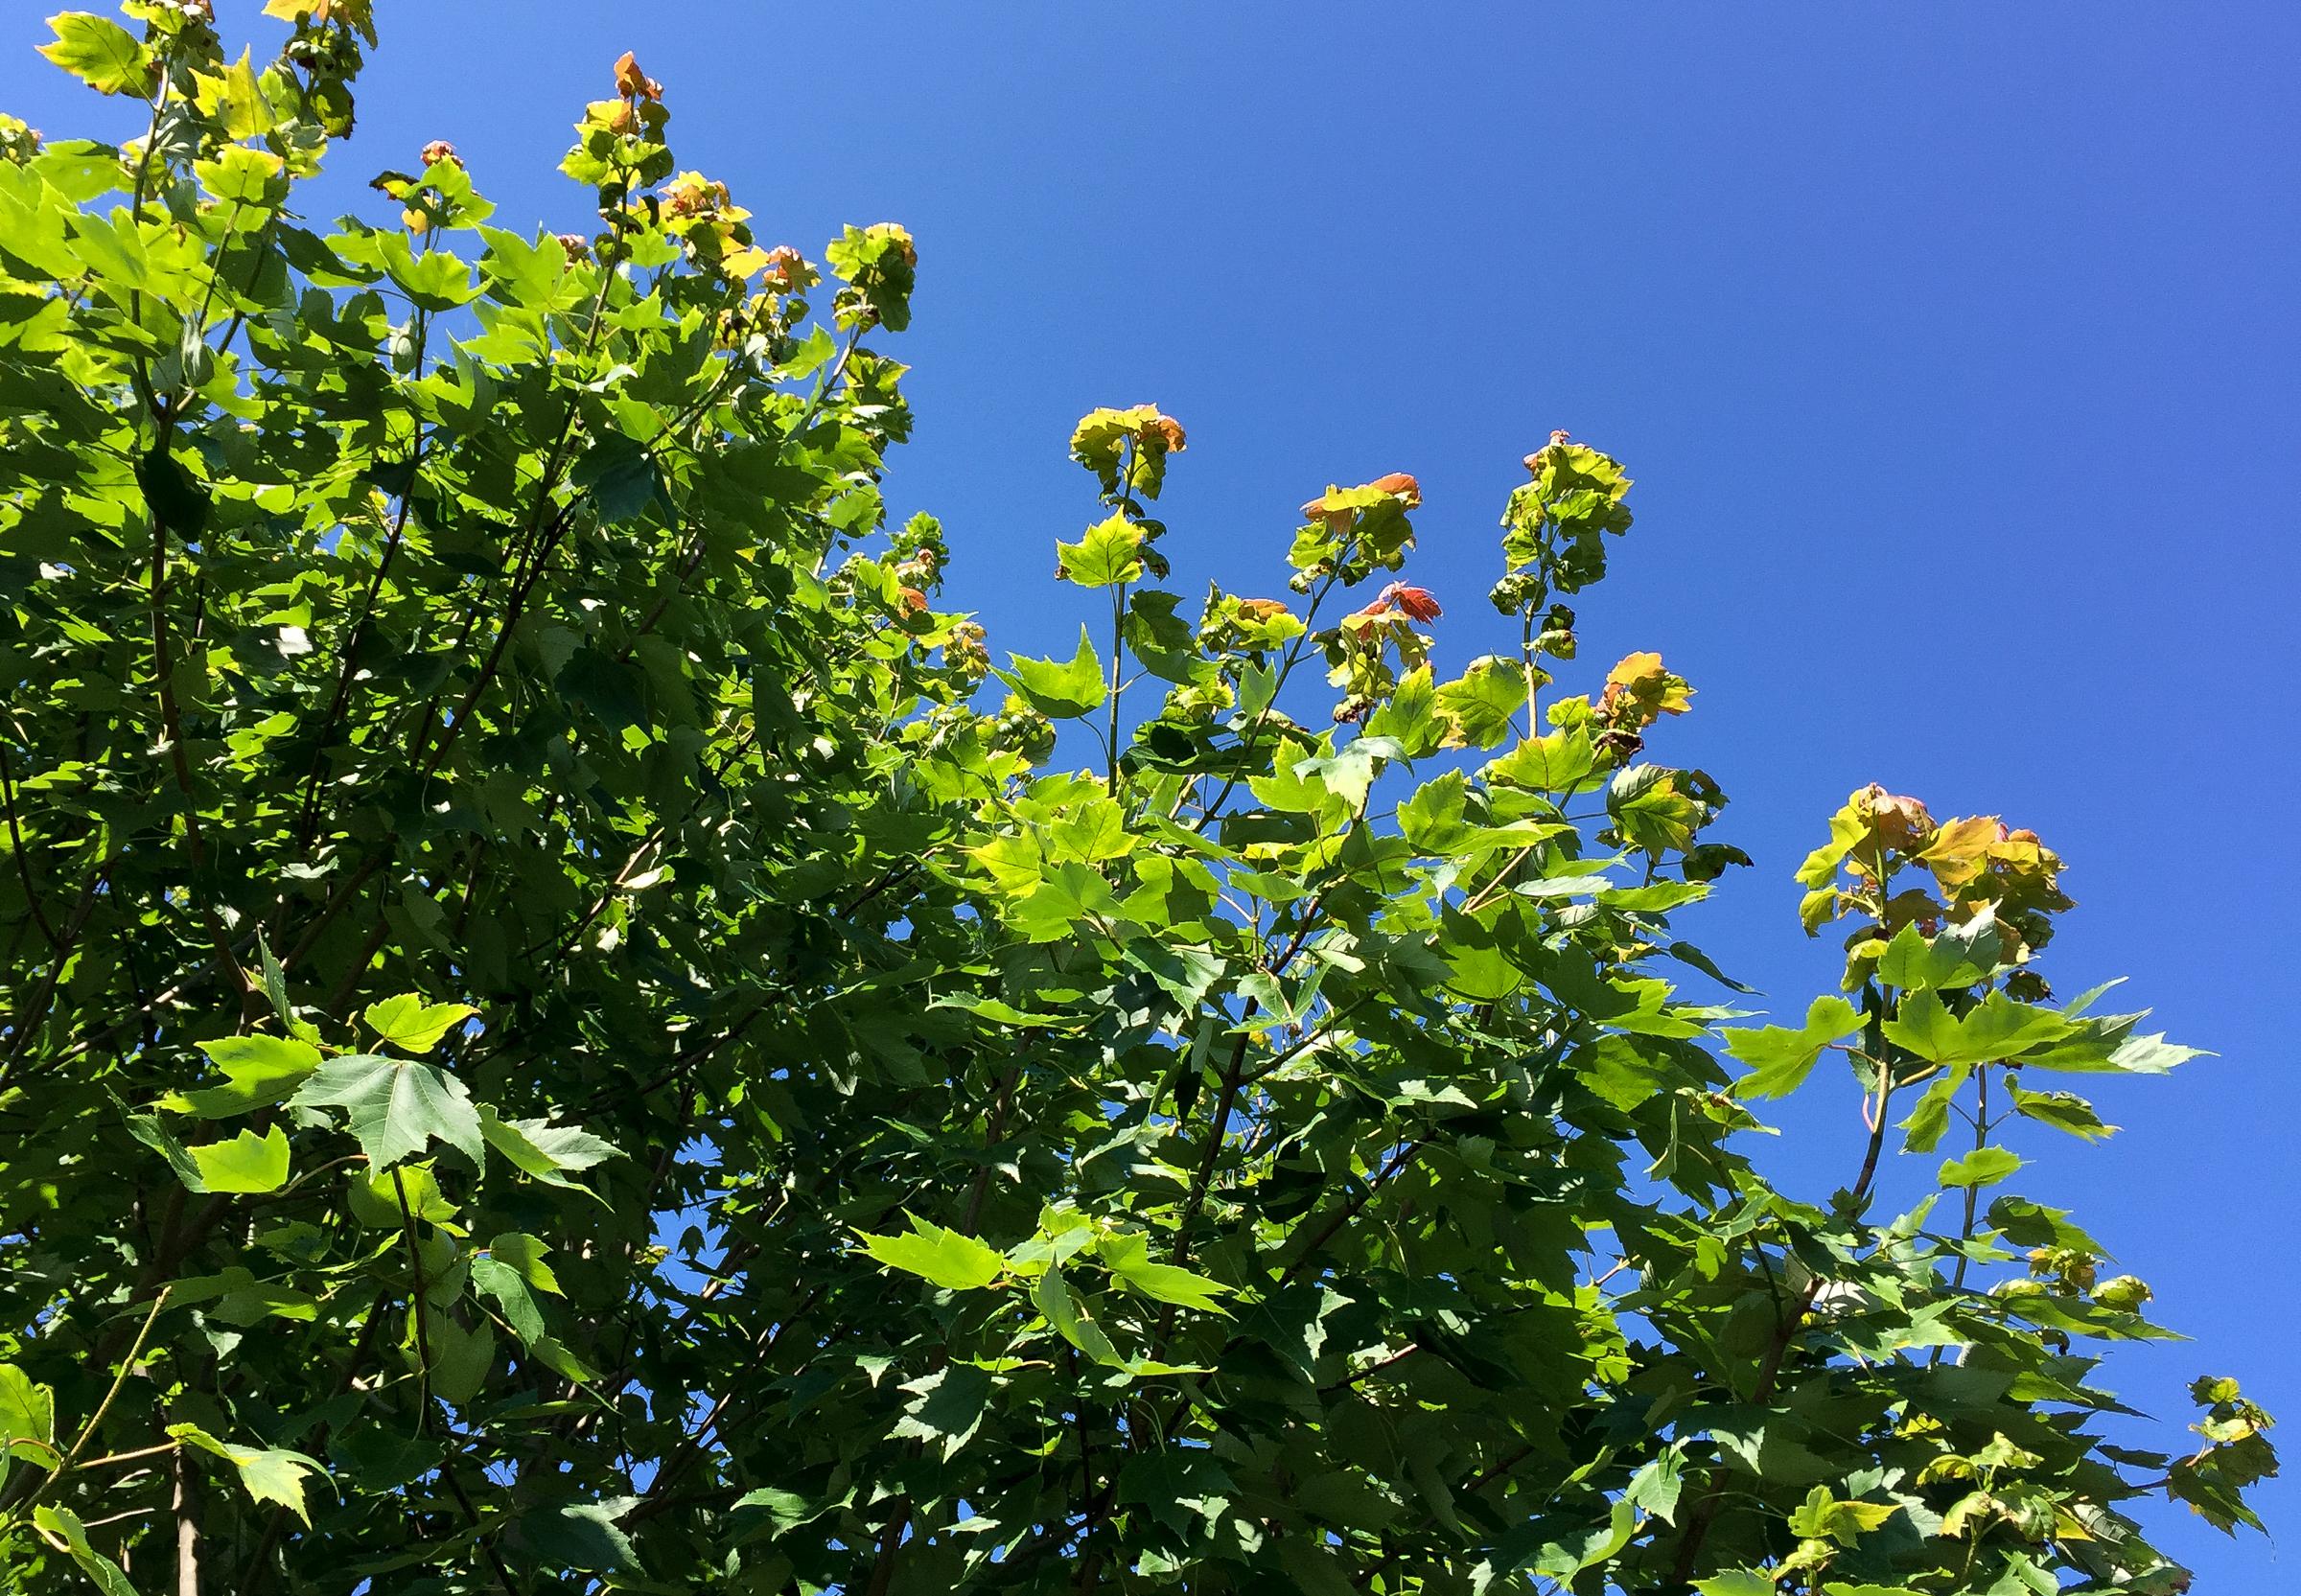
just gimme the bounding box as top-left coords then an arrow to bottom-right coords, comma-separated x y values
4,1286 -> 172,1517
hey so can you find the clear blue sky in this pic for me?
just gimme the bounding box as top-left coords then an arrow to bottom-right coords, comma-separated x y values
12,2 -> 2296,1580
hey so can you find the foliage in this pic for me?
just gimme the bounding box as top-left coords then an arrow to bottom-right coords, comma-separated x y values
0,7 -> 2274,1594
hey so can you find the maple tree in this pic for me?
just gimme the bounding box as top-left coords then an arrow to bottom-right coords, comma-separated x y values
0,5 -> 2275,1593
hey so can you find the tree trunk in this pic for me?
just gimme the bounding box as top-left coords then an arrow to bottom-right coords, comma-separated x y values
173,1445 -> 199,1596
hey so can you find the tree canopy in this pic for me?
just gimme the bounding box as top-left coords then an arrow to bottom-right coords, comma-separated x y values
0,6 -> 2275,1594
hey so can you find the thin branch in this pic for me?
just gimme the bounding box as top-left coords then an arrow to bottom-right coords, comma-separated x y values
3,1286 -> 172,1518
0,742 -> 60,950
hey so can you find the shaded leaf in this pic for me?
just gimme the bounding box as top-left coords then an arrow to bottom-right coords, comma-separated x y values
290,1053 -> 483,1171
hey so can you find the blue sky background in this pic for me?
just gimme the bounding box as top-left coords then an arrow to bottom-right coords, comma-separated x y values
11,2 -> 2296,1581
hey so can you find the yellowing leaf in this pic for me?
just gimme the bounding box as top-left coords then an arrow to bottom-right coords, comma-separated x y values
193,49 -> 278,141
1599,650 -> 1692,724
1795,790 -> 1871,888
262,0 -> 375,29
37,13 -> 148,98
1788,1483 -> 1900,1545
1069,405 -> 1186,499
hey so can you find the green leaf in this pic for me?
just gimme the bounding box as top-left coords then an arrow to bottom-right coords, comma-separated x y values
361,993 -> 477,1053
124,1105 -> 205,1191
1665,938 -> 1757,994
476,1105 -> 620,1194
1897,1066 -> 1970,1153
1876,914 -> 2000,991
1291,738 -> 1386,816
1487,728 -> 1596,794
0,1364 -> 58,1470
2019,1018 -> 2205,1075
527,1499 -> 639,1573
1693,1575 -> 1776,1596
383,240 -> 478,310
31,1504 -> 137,1596
138,444 -> 211,537
1101,1233 -> 1233,1314
1034,1265 -> 1124,1367
556,647 -> 648,730
1886,989 -> 2070,1067
2010,1086 -> 2116,1142
187,1124 -> 291,1194
1399,769 -> 1470,852
476,224 -> 569,306
1056,514 -> 1146,588
37,13 -> 147,97
426,1312 -> 495,1406
1118,1448 -> 1239,1538
253,932 -> 295,1031
1938,1145 -> 2023,1189
1573,1498 -> 1640,1571
1434,656 -> 1528,750
486,1233 -> 563,1294
1000,628 -> 1106,719
858,1214 -> 1008,1291
1725,996 -> 1861,1099
229,1451 -> 319,1524
1248,738 -> 1333,816
1363,662 -> 1443,758
289,1052 -> 483,1171
344,1161 -> 457,1229
471,1254 -> 546,1345
165,1035 -> 320,1117
571,435 -> 663,525
1624,1447 -> 1685,1525
732,1485 -> 835,1534
1952,990 -> 2073,1059
194,144 -> 286,207
891,1363 -> 992,1459
169,1266 -> 316,1326
168,1424 -> 324,1524
1988,1195 -> 2106,1256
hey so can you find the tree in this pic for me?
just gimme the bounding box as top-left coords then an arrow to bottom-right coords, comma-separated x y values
0,6 -> 2274,1593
